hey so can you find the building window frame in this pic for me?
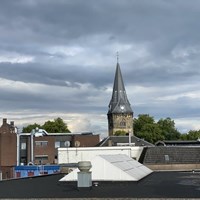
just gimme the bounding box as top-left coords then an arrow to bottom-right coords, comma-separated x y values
21,142 -> 27,150
120,120 -> 126,127
35,141 -> 48,147
55,141 -> 60,148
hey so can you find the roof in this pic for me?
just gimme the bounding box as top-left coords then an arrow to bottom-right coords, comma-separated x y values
97,135 -> 154,147
156,140 -> 200,146
20,132 -> 97,136
0,171 -> 199,198
143,146 -> 200,164
108,62 -> 133,114
60,154 -> 152,181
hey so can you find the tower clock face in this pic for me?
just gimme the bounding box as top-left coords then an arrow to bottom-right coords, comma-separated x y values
120,105 -> 125,110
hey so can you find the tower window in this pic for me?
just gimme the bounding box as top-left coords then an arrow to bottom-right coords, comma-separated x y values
120,120 -> 126,127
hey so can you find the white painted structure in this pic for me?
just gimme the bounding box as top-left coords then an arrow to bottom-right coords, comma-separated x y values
58,146 -> 144,164
60,154 -> 152,181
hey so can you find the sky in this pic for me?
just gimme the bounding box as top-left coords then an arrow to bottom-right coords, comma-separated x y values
1,0 -> 200,137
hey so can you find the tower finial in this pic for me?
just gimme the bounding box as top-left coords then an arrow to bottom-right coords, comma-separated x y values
116,51 -> 119,63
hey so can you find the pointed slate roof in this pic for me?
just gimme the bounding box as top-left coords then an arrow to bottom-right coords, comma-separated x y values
108,62 -> 133,114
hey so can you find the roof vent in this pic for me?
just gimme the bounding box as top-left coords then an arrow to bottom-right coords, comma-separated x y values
78,161 -> 92,172
77,161 -> 92,189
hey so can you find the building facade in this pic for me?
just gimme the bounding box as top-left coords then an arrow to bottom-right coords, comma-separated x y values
0,118 -> 99,179
0,118 -> 17,179
19,132 -> 100,166
107,62 -> 133,136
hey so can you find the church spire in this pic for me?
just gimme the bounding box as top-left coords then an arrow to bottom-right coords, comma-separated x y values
108,62 -> 133,114
107,61 -> 134,136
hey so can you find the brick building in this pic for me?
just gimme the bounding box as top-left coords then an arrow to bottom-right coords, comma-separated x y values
19,131 -> 100,166
0,118 -> 17,179
0,118 -> 100,179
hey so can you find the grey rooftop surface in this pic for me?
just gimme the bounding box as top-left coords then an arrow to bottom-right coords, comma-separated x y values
0,171 -> 199,199
97,135 -> 154,147
143,146 -> 200,164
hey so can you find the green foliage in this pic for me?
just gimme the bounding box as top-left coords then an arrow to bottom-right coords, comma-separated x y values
157,118 -> 180,140
134,114 -> 164,144
115,130 -> 127,136
180,130 -> 200,140
22,123 -> 42,133
43,117 -> 71,133
134,114 -> 155,134
179,133 -> 188,140
22,117 -> 71,133
134,114 -> 182,144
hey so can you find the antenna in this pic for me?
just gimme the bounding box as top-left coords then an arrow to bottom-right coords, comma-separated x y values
75,140 -> 80,147
116,51 -> 119,63
75,140 -> 80,156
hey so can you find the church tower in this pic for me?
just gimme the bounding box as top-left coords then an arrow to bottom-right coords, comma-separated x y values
107,62 -> 133,136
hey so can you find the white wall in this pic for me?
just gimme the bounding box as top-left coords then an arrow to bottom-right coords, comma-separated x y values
58,146 -> 144,164
60,154 -> 152,181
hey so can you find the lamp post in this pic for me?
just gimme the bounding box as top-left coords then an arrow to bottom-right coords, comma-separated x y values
128,130 -> 131,146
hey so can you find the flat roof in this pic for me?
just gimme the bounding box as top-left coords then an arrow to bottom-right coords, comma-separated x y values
20,132 -> 97,136
0,171 -> 199,198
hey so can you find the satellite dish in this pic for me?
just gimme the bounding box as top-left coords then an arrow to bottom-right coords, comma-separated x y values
65,141 -> 70,147
75,140 -> 80,147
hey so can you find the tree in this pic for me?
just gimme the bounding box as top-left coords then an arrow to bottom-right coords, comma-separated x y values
115,130 -> 127,136
22,123 -> 42,133
22,117 -> 71,133
43,117 -> 71,133
133,114 -> 181,144
181,130 -> 200,140
134,114 -> 155,134
133,114 -> 164,144
136,123 -> 164,144
157,117 -> 181,140
179,133 -> 189,140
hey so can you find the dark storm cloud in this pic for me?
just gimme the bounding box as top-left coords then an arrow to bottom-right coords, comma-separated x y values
0,62 -> 112,87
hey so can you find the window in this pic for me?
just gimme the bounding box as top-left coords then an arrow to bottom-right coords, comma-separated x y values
35,155 -> 48,160
120,120 -> 126,127
55,141 -> 70,148
35,141 -> 48,147
55,141 -> 60,148
61,141 -> 70,147
164,155 -> 169,162
16,172 -> 21,178
21,142 -> 26,150
35,155 -> 48,165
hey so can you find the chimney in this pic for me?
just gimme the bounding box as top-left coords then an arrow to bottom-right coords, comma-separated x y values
108,139 -> 112,146
77,161 -> 92,189
3,118 -> 7,125
10,121 -> 14,127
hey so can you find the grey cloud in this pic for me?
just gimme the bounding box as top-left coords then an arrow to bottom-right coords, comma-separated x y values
1,0 -> 200,134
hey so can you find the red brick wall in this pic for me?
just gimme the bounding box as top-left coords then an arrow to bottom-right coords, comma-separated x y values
33,136 -> 56,165
72,135 -> 100,147
0,119 -> 17,179
0,120 -> 17,167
